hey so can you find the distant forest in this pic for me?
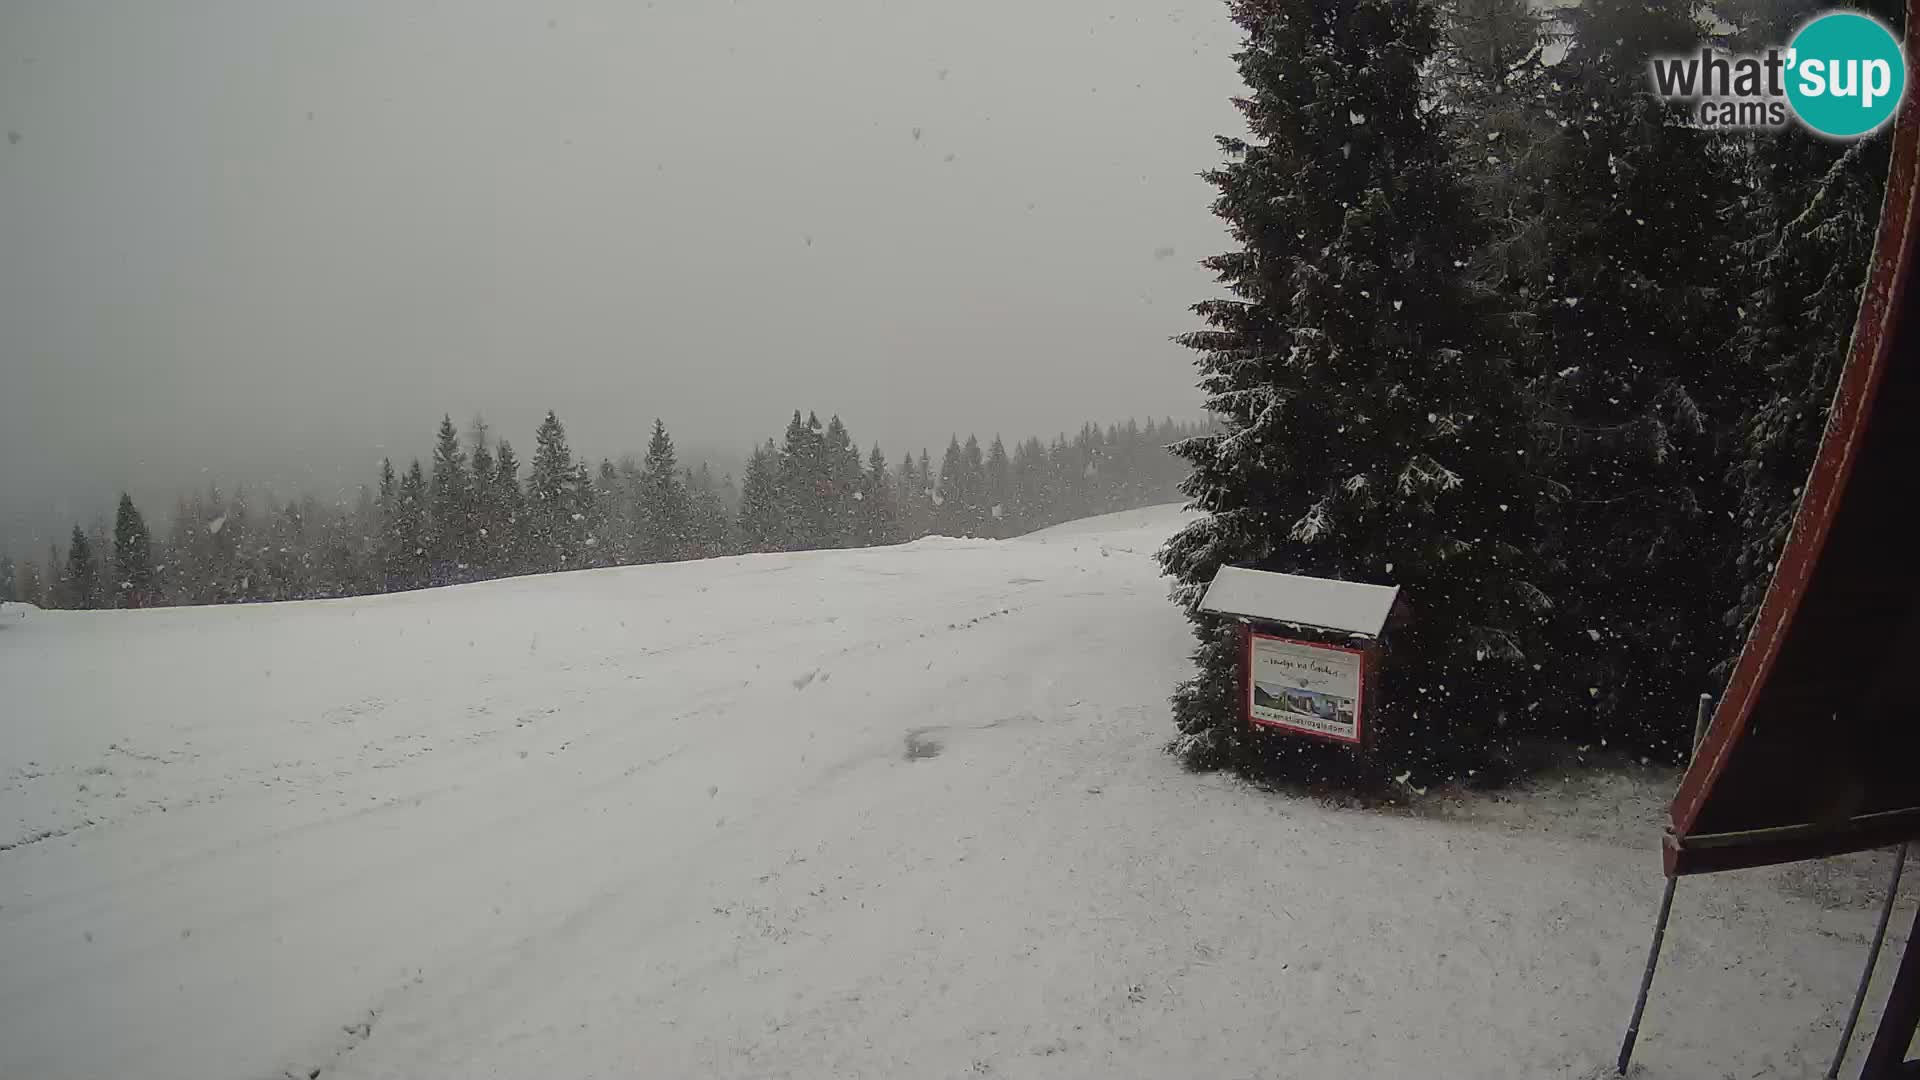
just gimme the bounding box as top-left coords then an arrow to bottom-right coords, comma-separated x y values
1,411 -> 1211,610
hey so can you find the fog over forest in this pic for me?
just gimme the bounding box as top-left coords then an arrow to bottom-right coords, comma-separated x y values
0,0 -> 1243,553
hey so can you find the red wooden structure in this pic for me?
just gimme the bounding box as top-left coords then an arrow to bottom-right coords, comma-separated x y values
1622,15 -> 1920,1074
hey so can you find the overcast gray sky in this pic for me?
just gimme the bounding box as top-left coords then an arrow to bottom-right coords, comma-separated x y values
0,0 -> 1242,554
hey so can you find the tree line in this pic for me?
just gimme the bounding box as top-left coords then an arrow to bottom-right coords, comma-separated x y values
1,412 -> 1208,610
1159,0 -> 1900,781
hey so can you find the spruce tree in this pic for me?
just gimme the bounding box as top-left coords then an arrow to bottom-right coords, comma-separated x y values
527,411 -> 581,571
66,526 -> 101,610
376,459 -> 401,590
469,427 -> 498,576
1523,0 -> 1744,753
570,461 -> 603,566
593,458 -> 634,566
777,411 -> 830,550
737,441 -> 786,552
684,464 -> 734,558
0,553 -> 13,604
638,419 -> 691,562
854,443 -> 897,546
934,437 -> 966,536
822,415 -> 863,547
491,439 -> 526,572
959,435 -> 987,535
1159,0 -> 1544,778
392,461 -> 431,589
985,436 -> 1012,536
895,452 -> 918,535
428,415 -> 471,583
112,493 -> 156,607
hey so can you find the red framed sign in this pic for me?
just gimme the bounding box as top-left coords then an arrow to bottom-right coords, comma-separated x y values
1244,629 -> 1368,746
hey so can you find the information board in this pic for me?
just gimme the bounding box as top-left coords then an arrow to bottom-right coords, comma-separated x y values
1245,632 -> 1366,745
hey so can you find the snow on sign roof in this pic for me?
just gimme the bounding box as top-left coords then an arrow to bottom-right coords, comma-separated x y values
1198,566 -> 1399,639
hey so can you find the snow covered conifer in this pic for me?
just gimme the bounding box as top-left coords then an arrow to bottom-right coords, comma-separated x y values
1523,0 -> 1744,753
569,462 -> 602,566
490,439 -> 525,572
468,425 -> 498,576
428,415 -> 471,583
527,411 -> 581,571
960,435 -> 987,536
821,416 -> 862,547
737,440 -> 785,553
985,436 -> 1011,538
895,453 -> 919,537
65,526 -> 102,609
392,461 -> 431,589
112,493 -> 156,607
638,419 -> 691,563
1159,0 -> 1544,777
777,411 -> 830,550
684,464 -> 734,558
934,437 -> 966,537
854,443 -> 897,546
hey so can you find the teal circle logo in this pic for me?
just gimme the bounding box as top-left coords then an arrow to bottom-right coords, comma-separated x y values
1786,12 -> 1907,137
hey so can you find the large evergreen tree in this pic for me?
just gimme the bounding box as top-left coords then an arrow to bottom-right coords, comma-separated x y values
737,440 -> 786,552
526,411 -> 582,571
1517,0 -> 1746,754
822,415 -> 863,547
777,411 -> 830,550
390,461 -> 431,589
1159,0 -> 1544,777
895,452 -> 920,537
112,493 -> 156,607
491,438 -> 526,573
571,461 -> 604,566
65,526 -> 101,610
684,463 -> 735,558
376,458 -> 402,590
638,419 -> 692,563
934,437 -> 966,537
428,414 -> 472,584
469,423 -> 499,576
984,436 -> 1012,536
854,443 -> 897,546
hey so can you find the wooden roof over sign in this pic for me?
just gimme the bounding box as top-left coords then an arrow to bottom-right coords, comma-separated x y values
1198,566 -> 1400,640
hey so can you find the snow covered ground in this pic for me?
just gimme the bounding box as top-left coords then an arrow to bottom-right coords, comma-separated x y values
1,505 -> 1911,1079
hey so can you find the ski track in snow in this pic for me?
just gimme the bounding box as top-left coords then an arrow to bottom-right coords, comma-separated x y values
0,505 -> 1911,1079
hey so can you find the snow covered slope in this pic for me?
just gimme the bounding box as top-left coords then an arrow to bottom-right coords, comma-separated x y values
0,506 -> 1908,1079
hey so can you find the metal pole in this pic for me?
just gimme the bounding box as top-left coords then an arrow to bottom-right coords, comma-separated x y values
1618,875 -> 1679,1075
1827,843 -> 1909,1079
1616,695 -> 1714,1076
1859,897 -> 1920,1079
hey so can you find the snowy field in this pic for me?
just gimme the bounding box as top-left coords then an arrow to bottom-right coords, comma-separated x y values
1,505 -> 1911,1079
